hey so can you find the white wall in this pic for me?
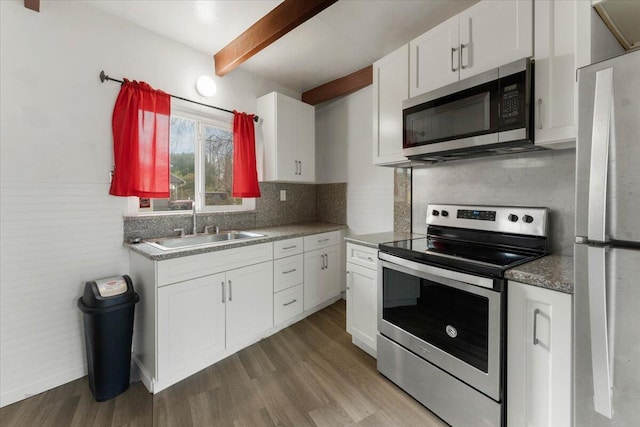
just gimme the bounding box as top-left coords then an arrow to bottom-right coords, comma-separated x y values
315,87 -> 394,234
0,0 -> 298,407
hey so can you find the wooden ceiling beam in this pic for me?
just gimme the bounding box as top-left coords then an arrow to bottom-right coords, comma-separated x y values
302,65 -> 373,105
214,0 -> 338,77
24,0 -> 40,12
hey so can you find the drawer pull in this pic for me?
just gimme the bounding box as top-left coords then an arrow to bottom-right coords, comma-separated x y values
283,299 -> 297,307
282,268 -> 297,274
228,280 -> 233,302
318,238 -> 330,243
221,282 -> 225,303
282,245 -> 297,250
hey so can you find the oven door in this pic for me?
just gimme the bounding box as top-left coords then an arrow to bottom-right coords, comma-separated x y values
378,252 -> 503,401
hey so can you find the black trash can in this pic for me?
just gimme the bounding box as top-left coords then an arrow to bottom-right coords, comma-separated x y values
78,275 -> 139,402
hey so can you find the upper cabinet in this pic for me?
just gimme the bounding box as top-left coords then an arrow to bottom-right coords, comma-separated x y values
410,0 -> 533,98
534,0 -> 624,149
372,44 -> 410,166
257,92 -> 315,183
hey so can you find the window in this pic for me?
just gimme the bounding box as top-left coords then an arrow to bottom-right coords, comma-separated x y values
139,110 -> 255,213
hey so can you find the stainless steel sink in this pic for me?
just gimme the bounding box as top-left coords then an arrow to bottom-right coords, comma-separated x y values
145,231 -> 265,251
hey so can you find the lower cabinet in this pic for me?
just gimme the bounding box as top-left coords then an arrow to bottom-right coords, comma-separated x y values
507,280 -> 572,427
157,273 -> 226,384
157,261 -> 273,386
304,245 -> 340,310
346,242 -> 378,357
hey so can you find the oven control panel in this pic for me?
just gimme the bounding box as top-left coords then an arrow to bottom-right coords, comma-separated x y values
427,204 -> 548,236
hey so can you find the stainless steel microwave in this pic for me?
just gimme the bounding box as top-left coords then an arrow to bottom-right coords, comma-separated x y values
403,58 -> 535,162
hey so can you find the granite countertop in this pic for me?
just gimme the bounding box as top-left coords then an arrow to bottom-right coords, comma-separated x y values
505,254 -> 574,294
128,221 -> 347,261
345,231 -> 425,249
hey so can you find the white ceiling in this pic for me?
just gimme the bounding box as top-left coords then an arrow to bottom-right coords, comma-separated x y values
87,0 -> 479,93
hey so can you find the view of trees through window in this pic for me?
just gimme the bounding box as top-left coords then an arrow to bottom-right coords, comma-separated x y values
147,115 -> 242,211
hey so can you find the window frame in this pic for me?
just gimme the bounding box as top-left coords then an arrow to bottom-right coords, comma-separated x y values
132,104 -> 255,215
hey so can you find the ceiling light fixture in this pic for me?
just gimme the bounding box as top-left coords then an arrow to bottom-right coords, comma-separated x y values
195,75 -> 217,97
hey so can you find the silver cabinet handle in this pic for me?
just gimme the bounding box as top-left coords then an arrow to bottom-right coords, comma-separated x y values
321,254 -> 327,270
537,98 -> 543,130
326,253 -> 329,269
228,280 -> 232,302
460,43 -> 468,69
588,67 -> 613,243
283,299 -> 297,307
451,47 -> 458,72
221,282 -> 225,303
346,270 -> 350,290
318,238 -> 330,243
283,245 -> 297,250
588,245 -> 613,418
532,308 -> 540,345
299,160 -> 302,176
282,268 -> 297,274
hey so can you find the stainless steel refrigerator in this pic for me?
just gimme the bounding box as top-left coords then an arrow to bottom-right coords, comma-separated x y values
575,49 -> 640,426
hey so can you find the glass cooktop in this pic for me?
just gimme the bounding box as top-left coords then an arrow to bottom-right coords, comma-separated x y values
379,237 -> 542,278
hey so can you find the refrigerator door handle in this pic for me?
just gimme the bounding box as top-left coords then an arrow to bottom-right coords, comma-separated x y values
587,67 -> 614,243
587,245 -> 613,418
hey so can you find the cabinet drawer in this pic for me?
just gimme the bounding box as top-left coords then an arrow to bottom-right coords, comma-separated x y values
274,284 -> 303,325
346,243 -> 378,270
304,231 -> 340,252
273,237 -> 303,259
274,254 -> 303,293
157,243 -> 273,287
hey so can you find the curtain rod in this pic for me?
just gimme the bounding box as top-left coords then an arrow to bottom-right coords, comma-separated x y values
99,71 -> 259,122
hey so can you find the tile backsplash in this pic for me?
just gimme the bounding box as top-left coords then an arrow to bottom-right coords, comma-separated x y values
410,149 -> 576,255
123,182 -> 346,241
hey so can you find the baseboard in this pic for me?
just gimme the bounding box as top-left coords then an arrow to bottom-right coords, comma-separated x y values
0,365 -> 86,408
131,353 -> 154,393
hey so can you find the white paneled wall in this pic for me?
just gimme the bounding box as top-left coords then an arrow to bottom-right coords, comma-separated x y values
0,183 -> 127,406
315,87 -> 394,234
0,0 -> 298,407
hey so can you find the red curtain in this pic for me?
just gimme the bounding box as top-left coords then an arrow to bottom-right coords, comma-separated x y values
232,111 -> 261,198
109,79 -> 171,198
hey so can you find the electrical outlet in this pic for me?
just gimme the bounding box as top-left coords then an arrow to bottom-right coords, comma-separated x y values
280,190 -> 286,201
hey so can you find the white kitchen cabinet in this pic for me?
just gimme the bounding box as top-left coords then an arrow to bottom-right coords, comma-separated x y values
409,0 -> 532,98
534,0 -> 623,149
303,234 -> 341,311
372,44 -> 410,166
257,91 -> 315,183
346,242 -> 379,358
157,273 -> 226,385
507,280 -> 572,427
225,262 -> 274,349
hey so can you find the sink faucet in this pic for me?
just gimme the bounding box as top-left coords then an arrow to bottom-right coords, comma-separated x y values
173,228 -> 185,238
191,200 -> 197,235
204,225 -> 220,234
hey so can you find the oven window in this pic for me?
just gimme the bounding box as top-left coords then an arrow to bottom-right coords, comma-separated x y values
382,268 -> 489,372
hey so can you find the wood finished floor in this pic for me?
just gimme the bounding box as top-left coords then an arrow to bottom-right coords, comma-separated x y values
0,300 -> 447,427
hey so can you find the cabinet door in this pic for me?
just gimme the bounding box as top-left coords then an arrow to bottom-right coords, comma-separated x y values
303,248 -> 324,311
507,281 -> 571,427
373,44 -> 409,165
534,0 -> 577,148
459,0 -> 532,80
346,263 -> 377,357
323,245 -> 341,302
274,94 -> 299,181
409,14 -> 459,97
157,273 -> 226,382
226,262 -> 274,349
296,101 -> 315,182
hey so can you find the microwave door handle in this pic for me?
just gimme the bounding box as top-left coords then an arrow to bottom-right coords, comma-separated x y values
587,246 -> 614,418
588,67 -> 613,243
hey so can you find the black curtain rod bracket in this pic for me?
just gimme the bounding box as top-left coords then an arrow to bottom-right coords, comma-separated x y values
99,71 -> 259,122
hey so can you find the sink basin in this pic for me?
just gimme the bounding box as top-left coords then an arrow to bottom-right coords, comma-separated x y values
145,231 -> 265,251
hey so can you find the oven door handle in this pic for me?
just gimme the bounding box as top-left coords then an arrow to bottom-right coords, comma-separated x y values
378,252 -> 494,290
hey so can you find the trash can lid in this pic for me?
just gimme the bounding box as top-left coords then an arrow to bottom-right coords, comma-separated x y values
79,275 -> 138,310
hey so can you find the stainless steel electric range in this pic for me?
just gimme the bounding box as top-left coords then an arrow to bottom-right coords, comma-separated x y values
377,204 -> 549,427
